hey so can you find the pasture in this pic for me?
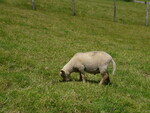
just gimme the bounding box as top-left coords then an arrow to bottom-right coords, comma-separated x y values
0,0 -> 150,112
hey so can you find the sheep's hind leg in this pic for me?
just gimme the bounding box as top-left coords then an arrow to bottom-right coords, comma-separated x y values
99,72 -> 110,85
105,72 -> 110,84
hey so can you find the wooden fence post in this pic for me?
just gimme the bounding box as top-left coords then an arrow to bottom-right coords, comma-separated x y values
72,0 -> 75,16
145,1 -> 149,26
32,0 -> 35,10
114,0 -> 116,22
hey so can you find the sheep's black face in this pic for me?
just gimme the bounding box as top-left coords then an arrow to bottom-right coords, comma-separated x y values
60,70 -> 69,81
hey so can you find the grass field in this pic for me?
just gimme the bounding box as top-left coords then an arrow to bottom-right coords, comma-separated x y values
0,0 -> 150,112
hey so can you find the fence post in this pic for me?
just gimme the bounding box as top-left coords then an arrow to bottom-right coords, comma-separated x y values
72,0 -> 75,16
114,0 -> 116,22
145,1 -> 149,26
32,0 -> 35,10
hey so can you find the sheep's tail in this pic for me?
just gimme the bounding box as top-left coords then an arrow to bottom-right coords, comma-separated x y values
111,59 -> 116,75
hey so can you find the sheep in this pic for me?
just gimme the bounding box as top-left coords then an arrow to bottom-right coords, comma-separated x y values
60,51 -> 116,85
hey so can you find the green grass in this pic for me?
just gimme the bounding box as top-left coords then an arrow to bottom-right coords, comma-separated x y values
0,0 -> 150,112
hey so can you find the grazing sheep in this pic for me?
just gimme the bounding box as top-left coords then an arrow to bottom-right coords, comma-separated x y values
60,51 -> 116,85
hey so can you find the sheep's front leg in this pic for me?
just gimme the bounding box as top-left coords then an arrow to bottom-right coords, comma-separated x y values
79,73 -> 86,83
99,72 -> 110,85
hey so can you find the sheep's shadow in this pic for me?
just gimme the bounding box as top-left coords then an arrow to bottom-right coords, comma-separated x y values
60,79 -> 112,85
85,79 -> 99,84
86,79 -> 112,85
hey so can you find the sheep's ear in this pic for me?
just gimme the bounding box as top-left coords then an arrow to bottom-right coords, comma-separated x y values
60,70 -> 65,75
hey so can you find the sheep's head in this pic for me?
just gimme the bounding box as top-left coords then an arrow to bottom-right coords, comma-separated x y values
60,70 -> 69,81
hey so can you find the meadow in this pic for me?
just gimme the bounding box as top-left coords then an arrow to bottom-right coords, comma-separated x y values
0,0 -> 150,112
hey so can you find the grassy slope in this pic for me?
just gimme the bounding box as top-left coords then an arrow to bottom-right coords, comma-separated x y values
0,0 -> 150,112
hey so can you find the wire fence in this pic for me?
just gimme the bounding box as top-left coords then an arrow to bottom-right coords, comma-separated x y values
31,0 -> 149,26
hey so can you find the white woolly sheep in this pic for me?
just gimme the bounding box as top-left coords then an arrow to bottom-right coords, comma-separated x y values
60,51 -> 116,85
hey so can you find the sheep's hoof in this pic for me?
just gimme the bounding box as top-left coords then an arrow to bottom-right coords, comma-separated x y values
99,82 -> 103,85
